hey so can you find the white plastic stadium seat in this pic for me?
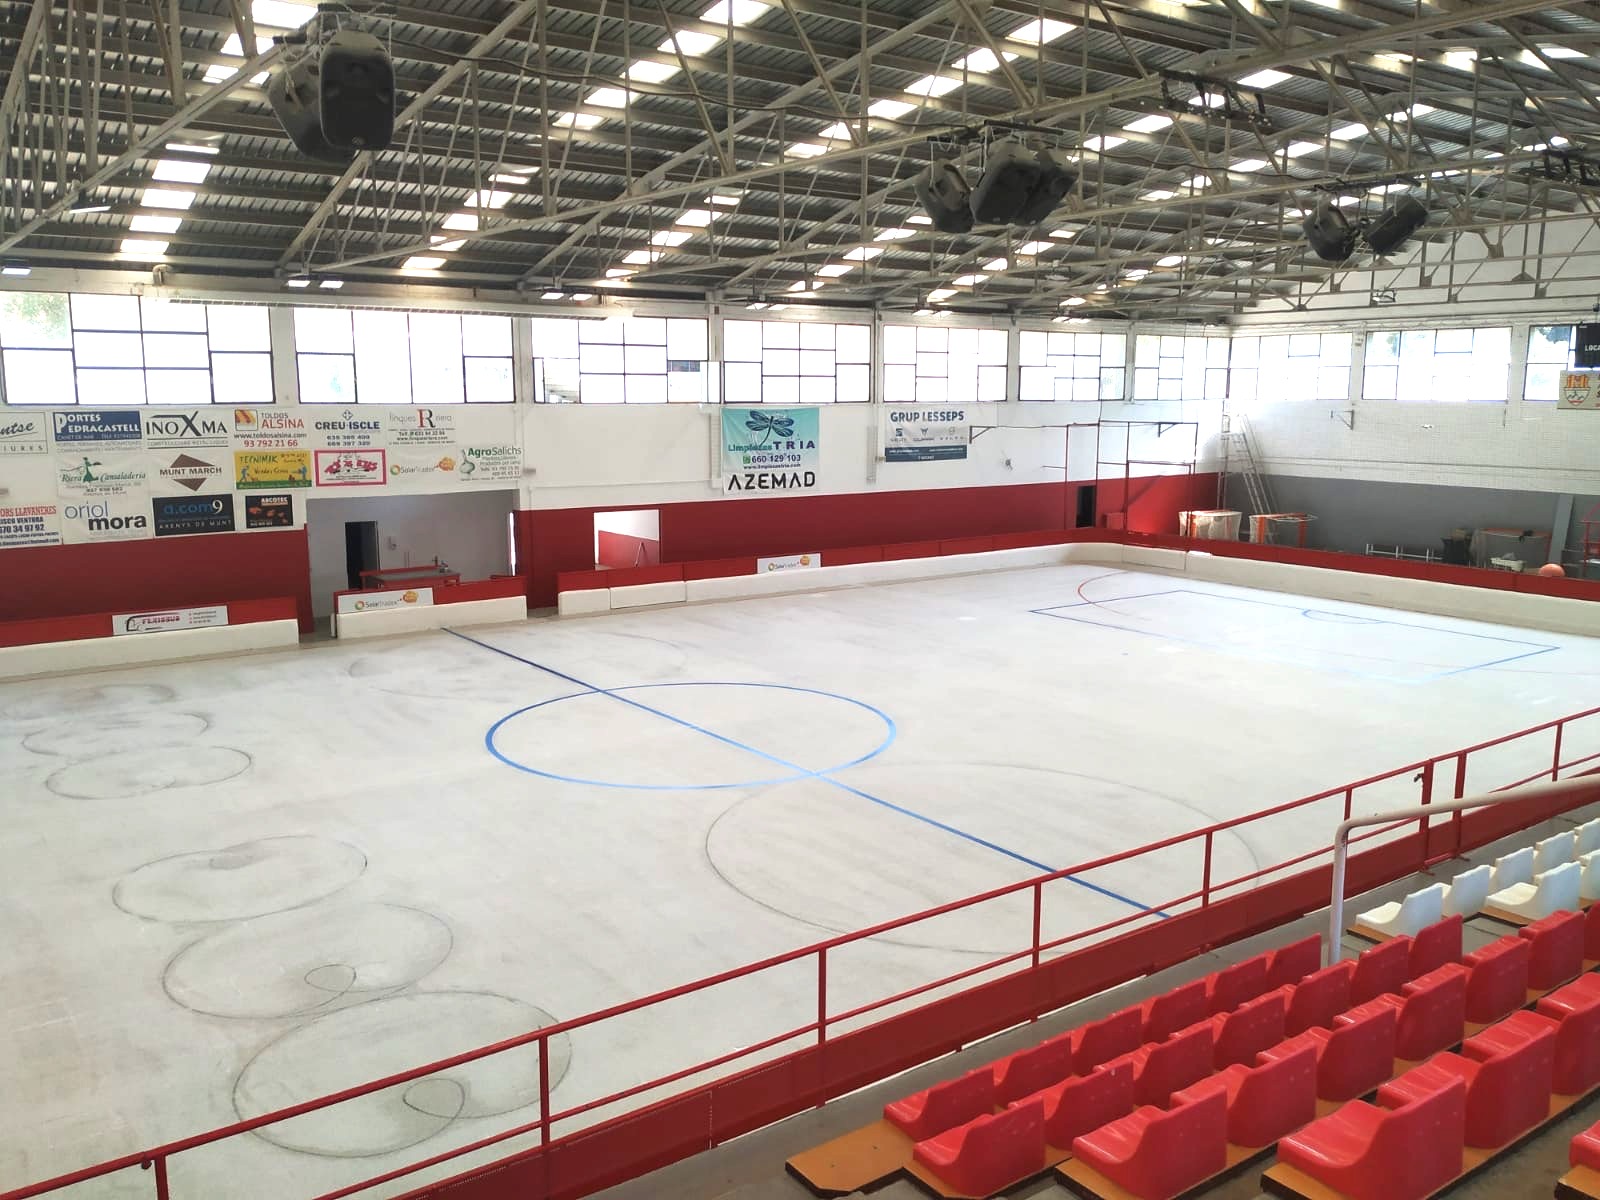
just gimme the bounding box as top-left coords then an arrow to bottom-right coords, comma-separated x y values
1534,831 -> 1577,874
1356,882 -> 1447,937
1486,860 -> 1583,921
1576,819 -> 1600,858
1580,850 -> 1600,904
1492,847 -> 1536,891
1443,865 -> 1493,919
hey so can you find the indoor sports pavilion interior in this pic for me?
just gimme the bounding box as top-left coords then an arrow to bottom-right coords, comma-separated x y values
6,2 -> 1600,1200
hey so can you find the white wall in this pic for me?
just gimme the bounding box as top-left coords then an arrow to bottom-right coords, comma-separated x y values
306,490 -> 516,618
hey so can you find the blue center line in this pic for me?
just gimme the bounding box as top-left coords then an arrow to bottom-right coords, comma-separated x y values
442,626 -> 1164,918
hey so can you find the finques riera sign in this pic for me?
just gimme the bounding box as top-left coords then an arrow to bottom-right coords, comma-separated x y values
721,407 -> 820,494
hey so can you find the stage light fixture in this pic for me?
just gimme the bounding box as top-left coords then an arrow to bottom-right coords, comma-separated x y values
269,30 -> 395,162
970,140 -> 1041,224
914,160 -> 974,233
1015,149 -> 1078,225
1361,194 -> 1428,255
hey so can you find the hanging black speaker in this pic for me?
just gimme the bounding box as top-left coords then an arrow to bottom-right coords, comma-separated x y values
1361,194 -> 1428,256
970,140 -> 1041,224
1013,149 -> 1077,225
1303,197 -> 1357,263
915,160 -> 974,234
319,31 -> 395,154
268,54 -> 356,162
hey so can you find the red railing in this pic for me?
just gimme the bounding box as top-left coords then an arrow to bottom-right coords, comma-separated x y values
7,705 -> 1600,1200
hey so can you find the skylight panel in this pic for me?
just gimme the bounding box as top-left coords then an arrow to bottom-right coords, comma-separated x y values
907,74 -> 963,98
1082,135 -> 1127,151
627,60 -> 681,84
119,238 -> 170,257
1007,18 -> 1074,44
1124,113 -> 1174,134
660,30 -> 722,57
1238,69 -> 1291,88
153,159 -> 211,184
139,188 -> 197,210
868,99 -> 916,120
700,0 -> 769,24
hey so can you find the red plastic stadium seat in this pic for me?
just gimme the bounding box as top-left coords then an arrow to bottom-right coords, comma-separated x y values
1350,936 -> 1412,1005
885,1067 -> 996,1140
1286,961 -> 1355,1037
1372,963 -> 1467,1061
913,1097 -> 1046,1195
1537,973 -> 1600,1095
1572,1118 -> 1600,1170
1520,909 -> 1585,991
1111,1022 -> 1214,1108
1264,1002 -> 1398,1102
1074,1005 -> 1143,1075
1142,978 -> 1208,1043
1408,915 -> 1464,979
1207,953 -> 1270,1015
1268,935 -> 1323,990
1175,1042 -> 1317,1149
1276,1071 -> 1466,1200
1463,935 -> 1531,1025
1586,902 -> 1600,961
1028,1061 -> 1135,1148
1073,1089 -> 1228,1200
992,1033 -> 1076,1105
1211,989 -> 1287,1068
1456,1010 -> 1557,1147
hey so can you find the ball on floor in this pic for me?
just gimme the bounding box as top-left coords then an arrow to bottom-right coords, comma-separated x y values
1538,563 -> 1566,578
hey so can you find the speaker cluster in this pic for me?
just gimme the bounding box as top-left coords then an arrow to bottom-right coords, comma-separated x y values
1303,193 -> 1429,263
914,140 -> 1079,233
268,30 -> 396,163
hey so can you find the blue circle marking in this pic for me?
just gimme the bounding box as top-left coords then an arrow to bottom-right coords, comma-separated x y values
485,681 -> 897,790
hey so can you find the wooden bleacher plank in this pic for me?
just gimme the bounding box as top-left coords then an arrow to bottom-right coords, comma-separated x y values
784,1119 -> 912,1196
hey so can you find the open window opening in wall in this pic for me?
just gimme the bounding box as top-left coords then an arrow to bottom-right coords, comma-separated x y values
529,315 -> 708,403
1017,329 -> 1124,402
884,324 -> 1007,403
1133,334 -> 1227,401
1363,326 -> 1510,402
593,509 -> 660,568
0,292 -> 273,406
722,318 -> 869,403
1228,332 -> 1351,404
1525,325 -> 1578,401
294,308 -> 514,404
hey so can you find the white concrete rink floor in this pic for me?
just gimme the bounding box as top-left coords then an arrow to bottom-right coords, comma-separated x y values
4,563 -> 1599,1200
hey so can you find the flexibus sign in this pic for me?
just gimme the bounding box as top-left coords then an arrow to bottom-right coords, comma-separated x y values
720,407 -> 820,493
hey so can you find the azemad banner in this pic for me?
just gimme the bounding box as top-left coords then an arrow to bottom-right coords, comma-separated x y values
722,407 -> 819,493
885,407 -> 969,462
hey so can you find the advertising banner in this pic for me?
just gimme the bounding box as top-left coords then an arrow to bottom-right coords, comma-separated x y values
311,409 -> 383,450
315,449 -> 387,486
143,409 -> 231,451
150,451 -> 228,493
152,494 -> 235,537
1560,371 -> 1600,411
235,450 -> 311,489
884,406 -> 970,462
757,552 -> 820,572
387,408 -> 457,447
55,452 -> 147,499
51,410 -> 143,447
243,493 -> 295,528
59,496 -> 152,544
336,587 -> 434,614
112,606 -> 229,636
455,444 -> 521,482
0,503 -> 61,548
232,408 -> 308,450
721,407 -> 820,493
0,413 -> 49,455
387,451 -> 461,483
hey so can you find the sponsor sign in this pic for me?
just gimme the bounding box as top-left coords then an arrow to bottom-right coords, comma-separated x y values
0,503 -> 61,548
112,605 -> 229,636
143,410 -> 230,450
312,408 -> 382,449
885,406 -> 969,462
59,497 -> 151,544
388,452 -> 460,481
1560,371 -> 1600,411
336,587 -> 433,615
232,408 -> 308,450
386,407 -> 457,447
152,494 -> 235,537
455,444 -> 521,482
235,450 -> 311,489
56,452 -> 146,498
315,449 -> 387,486
0,414 -> 49,455
758,552 -> 820,573
721,407 -> 820,494
52,410 -> 143,446
152,452 -> 226,493
243,493 -> 295,528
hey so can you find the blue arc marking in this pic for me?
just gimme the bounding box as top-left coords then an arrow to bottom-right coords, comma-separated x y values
445,627 -> 1161,918
487,682 -> 897,790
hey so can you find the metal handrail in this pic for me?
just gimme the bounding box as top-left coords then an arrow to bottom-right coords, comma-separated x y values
1327,774 -> 1599,965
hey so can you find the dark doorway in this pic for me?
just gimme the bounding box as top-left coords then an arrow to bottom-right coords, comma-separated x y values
344,520 -> 379,590
1075,485 -> 1098,529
